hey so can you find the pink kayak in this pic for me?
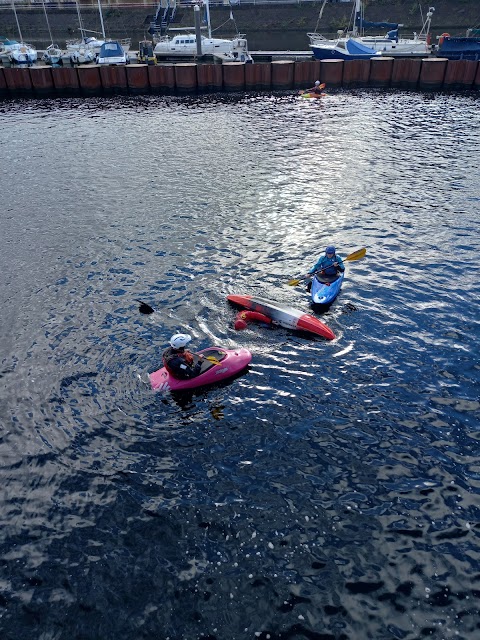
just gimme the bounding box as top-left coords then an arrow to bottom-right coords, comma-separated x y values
149,347 -> 252,392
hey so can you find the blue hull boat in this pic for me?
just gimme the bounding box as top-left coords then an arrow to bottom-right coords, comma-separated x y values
310,38 -> 379,61
311,271 -> 345,305
437,35 -> 480,61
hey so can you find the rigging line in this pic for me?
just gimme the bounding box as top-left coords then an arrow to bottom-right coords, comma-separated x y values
42,0 -> 54,43
314,0 -> 328,34
211,17 -> 235,34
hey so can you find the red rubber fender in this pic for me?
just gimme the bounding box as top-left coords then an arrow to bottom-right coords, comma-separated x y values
439,32 -> 450,47
234,310 -> 273,330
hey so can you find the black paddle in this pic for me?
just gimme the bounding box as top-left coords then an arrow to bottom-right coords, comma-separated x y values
135,299 -> 155,315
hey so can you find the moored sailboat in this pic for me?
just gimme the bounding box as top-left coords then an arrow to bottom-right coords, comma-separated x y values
8,0 -> 37,66
308,1 -> 434,61
66,0 -> 131,65
41,0 -> 63,65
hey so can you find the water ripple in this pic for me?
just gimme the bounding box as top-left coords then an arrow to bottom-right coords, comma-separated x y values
0,91 -> 479,639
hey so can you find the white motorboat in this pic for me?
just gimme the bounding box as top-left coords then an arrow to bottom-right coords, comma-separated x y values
96,40 -> 129,65
154,33 -> 252,62
153,0 -> 252,63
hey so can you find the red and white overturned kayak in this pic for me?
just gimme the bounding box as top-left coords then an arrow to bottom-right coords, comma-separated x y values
227,295 -> 335,340
150,347 -> 252,392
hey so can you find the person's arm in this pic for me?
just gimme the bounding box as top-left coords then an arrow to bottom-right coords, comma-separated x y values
308,257 -> 324,275
177,359 -> 202,378
335,256 -> 345,272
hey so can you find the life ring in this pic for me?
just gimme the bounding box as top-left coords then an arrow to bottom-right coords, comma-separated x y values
438,33 -> 450,47
234,310 -> 272,330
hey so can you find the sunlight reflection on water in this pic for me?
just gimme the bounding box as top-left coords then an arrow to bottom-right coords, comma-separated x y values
0,90 -> 479,639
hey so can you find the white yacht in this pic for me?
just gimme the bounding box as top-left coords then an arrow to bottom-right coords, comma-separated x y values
153,0 -> 252,63
154,33 -> 252,63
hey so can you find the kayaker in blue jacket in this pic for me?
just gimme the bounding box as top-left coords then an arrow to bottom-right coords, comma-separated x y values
305,245 -> 345,290
162,333 -> 204,380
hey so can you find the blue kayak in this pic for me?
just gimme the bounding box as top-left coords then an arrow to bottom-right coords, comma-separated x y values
311,271 -> 345,305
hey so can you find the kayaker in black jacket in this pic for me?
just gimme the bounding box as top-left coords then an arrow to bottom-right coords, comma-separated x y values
162,333 -> 204,379
307,80 -> 324,95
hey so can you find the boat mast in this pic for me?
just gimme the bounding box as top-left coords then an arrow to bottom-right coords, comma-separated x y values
97,0 -> 106,40
11,0 -> 23,42
352,0 -> 362,37
75,0 -> 85,40
42,0 -> 54,45
419,6 -> 435,40
204,0 -> 211,39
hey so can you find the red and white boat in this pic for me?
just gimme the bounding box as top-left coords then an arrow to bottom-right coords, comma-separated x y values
227,295 -> 335,340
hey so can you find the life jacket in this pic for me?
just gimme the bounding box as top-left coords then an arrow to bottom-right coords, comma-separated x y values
163,347 -> 199,379
321,255 -> 338,276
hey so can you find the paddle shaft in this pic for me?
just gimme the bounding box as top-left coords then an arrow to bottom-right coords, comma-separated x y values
288,248 -> 366,286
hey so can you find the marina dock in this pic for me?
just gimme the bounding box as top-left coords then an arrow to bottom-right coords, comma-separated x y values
1,57 -> 479,98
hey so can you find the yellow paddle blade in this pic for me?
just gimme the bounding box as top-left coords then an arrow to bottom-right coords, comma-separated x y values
288,278 -> 302,286
205,355 -> 221,365
345,247 -> 367,261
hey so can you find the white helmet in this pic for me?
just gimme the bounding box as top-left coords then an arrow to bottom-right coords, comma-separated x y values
170,333 -> 192,349
315,80 -> 320,86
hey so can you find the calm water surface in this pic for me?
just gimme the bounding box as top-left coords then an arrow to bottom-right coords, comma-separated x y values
0,91 -> 479,639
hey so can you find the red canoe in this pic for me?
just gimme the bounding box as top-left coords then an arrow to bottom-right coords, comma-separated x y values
227,295 -> 335,340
